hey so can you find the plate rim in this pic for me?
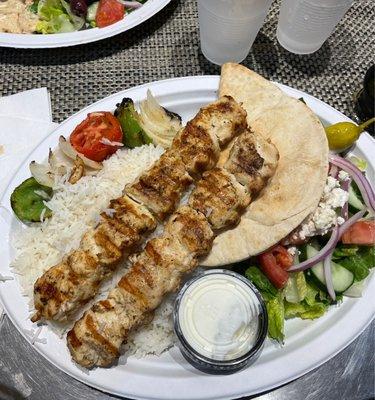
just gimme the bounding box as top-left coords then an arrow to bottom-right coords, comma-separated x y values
0,75 -> 374,400
0,0 -> 171,49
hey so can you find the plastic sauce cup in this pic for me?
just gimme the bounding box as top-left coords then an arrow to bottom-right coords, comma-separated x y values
174,269 -> 268,374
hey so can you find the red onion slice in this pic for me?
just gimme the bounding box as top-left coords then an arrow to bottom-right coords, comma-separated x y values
99,138 -> 124,147
329,154 -> 375,214
288,209 -> 367,273
329,164 -> 338,178
323,250 -> 336,301
288,227 -> 340,272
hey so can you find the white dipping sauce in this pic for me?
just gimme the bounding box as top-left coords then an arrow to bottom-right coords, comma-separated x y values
178,273 -> 260,361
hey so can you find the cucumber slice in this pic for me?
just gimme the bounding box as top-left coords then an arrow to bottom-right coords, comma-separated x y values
306,243 -> 319,259
306,245 -> 354,294
87,2 -> 99,22
348,185 -> 364,210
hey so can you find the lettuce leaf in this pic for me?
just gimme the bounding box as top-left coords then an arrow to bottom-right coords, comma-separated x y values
284,272 -> 307,303
60,0 -> 85,30
36,15 -> 75,33
266,292 -> 285,343
244,266 -> 284,342
284,301 -> 327,320
332,244 -> 359,259
244,266 -> 332,343
285,281 -> 328,320
288,280 -> 328,318
245,266 -> 277,301
358,246 -> 375,269
339,246 -> 375,281
36,0 -> 84,33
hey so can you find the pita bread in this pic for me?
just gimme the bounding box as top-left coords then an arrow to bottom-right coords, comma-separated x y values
201,63 -> 328,266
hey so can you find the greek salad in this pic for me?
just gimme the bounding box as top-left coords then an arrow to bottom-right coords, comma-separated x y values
0,0 -> 147,34
236,152 -> 374,343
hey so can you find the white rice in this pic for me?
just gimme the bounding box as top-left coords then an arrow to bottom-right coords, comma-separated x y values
124,294 -> 177,358
10,144 -> 177,357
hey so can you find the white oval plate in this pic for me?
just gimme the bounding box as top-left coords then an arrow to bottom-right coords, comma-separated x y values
0,0 -> 170,49
0,76 -> 374,400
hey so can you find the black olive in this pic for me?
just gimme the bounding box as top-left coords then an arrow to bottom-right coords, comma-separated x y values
70,0 -> 87,17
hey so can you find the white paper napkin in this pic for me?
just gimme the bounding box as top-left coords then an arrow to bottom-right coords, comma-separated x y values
0,88 -> 57,319
0,117 -> 57,193
0,88 -> 52,122
0,88 -> 57,196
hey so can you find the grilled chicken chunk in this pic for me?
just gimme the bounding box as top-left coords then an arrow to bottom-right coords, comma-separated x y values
66,130 -> 277,368
67,206 -> 213,368
32,196 -> 156,322
126,151 -> 192,220
164,206 -> 214,256
32,97 -> 246,323
194,95 -> 248,147
224,129 -> 279,194
189,168 -> 250,230
171,96 -> 247,174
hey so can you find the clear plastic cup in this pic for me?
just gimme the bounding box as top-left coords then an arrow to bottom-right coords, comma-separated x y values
197,0 -> 274,66
276,0 -> 353,54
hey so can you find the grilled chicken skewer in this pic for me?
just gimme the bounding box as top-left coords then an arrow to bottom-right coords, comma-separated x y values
31,96 -> 247,323
67,129 -> 278,368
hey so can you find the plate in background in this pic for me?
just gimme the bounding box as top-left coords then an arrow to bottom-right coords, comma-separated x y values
0,0 -> 170,49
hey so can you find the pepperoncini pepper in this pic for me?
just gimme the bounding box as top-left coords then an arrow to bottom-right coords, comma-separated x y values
325,117 -> 375,151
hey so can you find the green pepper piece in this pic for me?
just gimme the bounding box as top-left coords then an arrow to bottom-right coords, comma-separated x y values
11,177 -> 52,223
325,117 -> 375,151
114,98 -> 152,148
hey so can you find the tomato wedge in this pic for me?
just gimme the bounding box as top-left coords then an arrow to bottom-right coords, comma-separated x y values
272,245 -> 294,269
341,220 -> 375,246
258,245 -> 292,289
70,112 -> 123,162
96,0 -> 125,28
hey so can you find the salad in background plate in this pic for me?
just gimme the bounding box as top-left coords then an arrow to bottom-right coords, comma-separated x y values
0,0 -> 147,34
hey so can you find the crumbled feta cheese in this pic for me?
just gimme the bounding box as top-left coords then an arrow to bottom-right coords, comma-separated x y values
324,176 -> 340,193
326,188 -> 348,208
287,246 -> 297,256
296,176 -> 349,239
338,170 -> 350,181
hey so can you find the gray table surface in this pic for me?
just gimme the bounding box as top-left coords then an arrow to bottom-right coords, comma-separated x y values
0,0 -> 374,399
